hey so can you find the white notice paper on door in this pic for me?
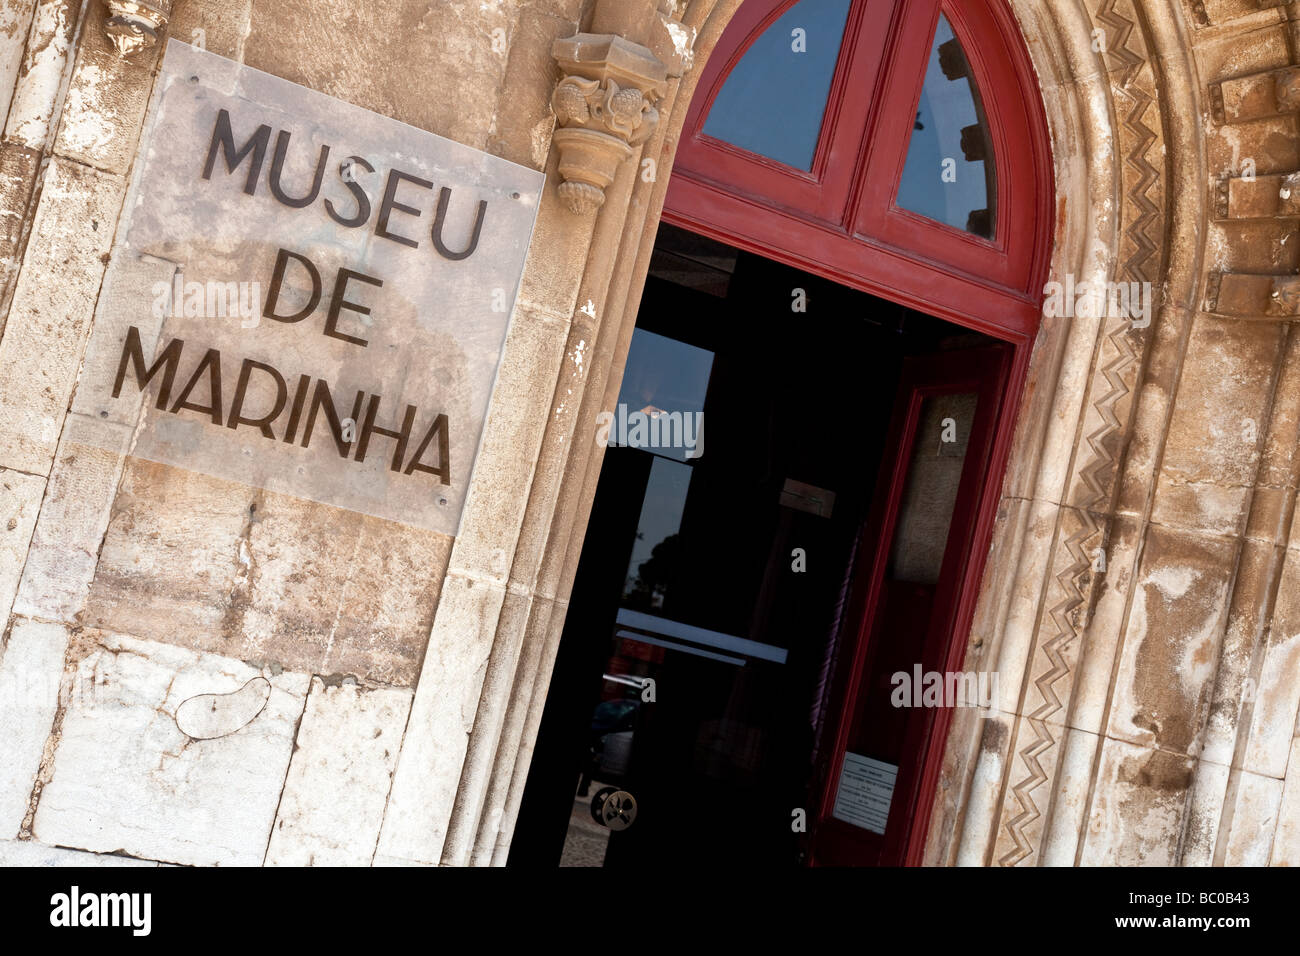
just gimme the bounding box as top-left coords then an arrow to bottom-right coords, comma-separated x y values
831,753 -> 898,835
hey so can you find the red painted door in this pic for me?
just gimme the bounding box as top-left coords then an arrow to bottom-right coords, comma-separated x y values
808,344 -> 1010,866
655,0 -> 1051,865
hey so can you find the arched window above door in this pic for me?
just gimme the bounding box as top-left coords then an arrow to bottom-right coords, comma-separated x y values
700,0 -> 854,171
897,13 -> 996,238
665,0 -> 1051,340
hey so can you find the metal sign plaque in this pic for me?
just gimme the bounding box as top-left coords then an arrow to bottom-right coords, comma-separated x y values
69,40 -> 544,534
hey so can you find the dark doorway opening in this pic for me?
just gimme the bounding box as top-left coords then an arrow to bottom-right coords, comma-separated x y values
509,224 -> 1004,867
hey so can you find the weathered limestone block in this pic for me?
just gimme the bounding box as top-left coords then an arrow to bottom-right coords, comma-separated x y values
12,442 -> 126,623
0,141 -> 41,320
1192,0 -> 1277,31
0,839 -> 158,866
1192,4 -> 1285,74
0,1 -> 39,133
1212,62 -> 1300,125
1106,526 -> 1237,756
265,677 -> 412,866
3,0 -> 78,150
1240,549 -> 1300,778
0,467 -> 43,624
32,633 -> 308,866
1080,738 -> 1195,866
0,158 -> 124,476
167,0 -> 253,61
1216,171 -> 1300,220
1153,319 -> 1282,538
55,0 -> 162,172
0,619 -> 67,838
1198,540 -> 1276,768
80,462 -> 253,646
375,572 -> 507,865
1181,757 -> 1232,866
11,249 -> 174,622
952,709 -> 1015,866
1271,738 -> 1300,865
486,8 -> 570,171
80,461 -> 450,687
243,0 -> 518,151
1221,770 -> 1284,866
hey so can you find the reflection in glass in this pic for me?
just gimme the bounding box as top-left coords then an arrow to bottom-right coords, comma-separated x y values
701,0 -> 853,171
623,456 -> 692,607
896,15 -> 996,238
887,391 -> 978,584
613,329 -> 713,464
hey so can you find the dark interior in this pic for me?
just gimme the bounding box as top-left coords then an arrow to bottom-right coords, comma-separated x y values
509,224 -> 994,868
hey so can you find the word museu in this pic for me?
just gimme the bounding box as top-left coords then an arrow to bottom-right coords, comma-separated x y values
199,108 -> 490,256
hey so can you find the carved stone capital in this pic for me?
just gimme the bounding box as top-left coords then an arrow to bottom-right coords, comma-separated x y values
551,127 -> 634,215
104,0 -> 172,58
550,32 -> 670,214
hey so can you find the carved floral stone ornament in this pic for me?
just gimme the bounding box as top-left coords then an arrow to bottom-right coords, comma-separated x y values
554,77 -> 659,144
104,0 -> 172,58
551,34 -> 670,215
551,75 -> 660,214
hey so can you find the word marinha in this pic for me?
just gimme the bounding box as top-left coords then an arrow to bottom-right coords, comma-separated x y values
112,326 -> 450,482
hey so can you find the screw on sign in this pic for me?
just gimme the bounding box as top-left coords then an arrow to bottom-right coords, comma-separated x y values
591,787 -> 638,831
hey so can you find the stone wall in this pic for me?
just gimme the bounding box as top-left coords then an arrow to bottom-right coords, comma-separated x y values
0,0 -> 1295,867
0,0 -> 595,867
936,0 -> 1300,867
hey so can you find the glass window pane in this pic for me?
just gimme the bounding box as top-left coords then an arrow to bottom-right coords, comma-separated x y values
702,0 -> 853,171
896,15 -> 996,238
613,329 -> 713,464
622,456 -> 692,608
887,391 -> 978,584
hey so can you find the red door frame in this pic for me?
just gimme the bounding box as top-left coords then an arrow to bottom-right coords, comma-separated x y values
662,0 -> 1053,865
809,347 -> 1010,866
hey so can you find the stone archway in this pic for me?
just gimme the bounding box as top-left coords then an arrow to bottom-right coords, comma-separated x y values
428,0 -> 1300,868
